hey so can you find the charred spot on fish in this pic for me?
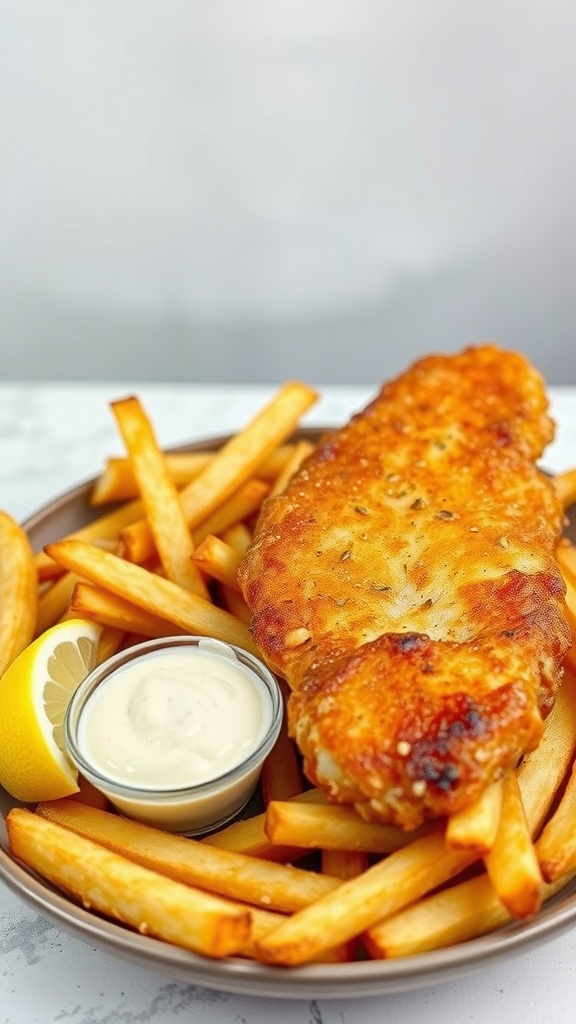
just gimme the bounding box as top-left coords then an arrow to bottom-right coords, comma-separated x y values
435,763 -> 460,791
393,634 -> 427,653
405,753 -> 459,790
464,707 -> 484,734
405,696 -> 486,795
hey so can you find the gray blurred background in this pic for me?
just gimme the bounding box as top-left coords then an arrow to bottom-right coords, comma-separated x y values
1,0 -> 575,385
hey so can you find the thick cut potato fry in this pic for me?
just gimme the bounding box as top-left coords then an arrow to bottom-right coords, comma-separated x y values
243,906 -> 351,963
260,679 -> 304,807
35,571 -> 80,636
254,825 -> 475,965
111,396 -> 209,598
203,788 -> 328,861
365,671 -> 576,957
265,801 -> 428,855
0,511 -> 37,677
7,808 -> 250,958
193,481 -> 268,547
90,445 -> 297,506
71,582 -> 188,639
69,776 -> 111,810
321,849 -> 369,881
557,539 -> 576,584
483,771 -> 543,918
516,666 -> 576,834
445,779 -> 504,855
556,546 -> 576,638
91,451 -> 213,505
192,535 -> 243,590
269,439 -> 315,498
177,381 -> 318,528
44,540 -> 258,655
37,798 -> 341,913
221,522 -> 253,556
218,582 -> 252,624
120,479 -> 269,565
35,497 -> 143,581
364,866 -> 576,959
537,761 -> 576,881
119,382 -> 316,563
553,467 -> 576,508
95,625 -> 126,663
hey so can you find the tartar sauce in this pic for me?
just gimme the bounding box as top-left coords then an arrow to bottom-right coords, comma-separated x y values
65,637 -> 282,833
78,641 -> 271,789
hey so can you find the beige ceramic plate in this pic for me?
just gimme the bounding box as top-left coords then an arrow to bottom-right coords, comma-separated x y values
1,432 -> 576,999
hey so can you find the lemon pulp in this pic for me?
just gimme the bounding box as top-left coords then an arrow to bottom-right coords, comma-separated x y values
0,618 -> 101,802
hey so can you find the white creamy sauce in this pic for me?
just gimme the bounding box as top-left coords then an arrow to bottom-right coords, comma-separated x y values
77,645 -> 271,789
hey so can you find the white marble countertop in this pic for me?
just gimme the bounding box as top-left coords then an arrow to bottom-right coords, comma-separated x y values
1,379 -> 576,1024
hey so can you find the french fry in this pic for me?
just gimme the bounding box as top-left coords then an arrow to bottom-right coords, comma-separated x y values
363,863 -> 576,959
192,535 -> 243,590
253,824 -> 474,965
516,666 -> 576,833
553,467 -> 576,508
35,497 -> 143,581
0,511 -> 37,677
265,801 -> 428,854
483,771 -> 543,918
95,626 -> 128,664
177,381 -> 317,527
321,849 -> 369,881
536,760 -> 576,881
35,571 -> 80,636
90,444 -> 298,506
242,907 -> 351,963
69,776 -> 111,810
37,798 -> 341,913
111,396 -> 209,598
90,451 -> 213,505
268,439 -> 315,498
192,480 -> 269,547
365,670 -> 576,957
221,523 -> 253,557
557,545 -> 576,638
7,808 -> 250,958
203,788 -> 328,861
445,779 -> 504,855
119,382 -> 317,563
260,679 -> 304,807
71,582 -> 188,639
218,582 -> 252,625
120,479 -> 269,565
556,539 -> 576,584
44,540 -> 258,655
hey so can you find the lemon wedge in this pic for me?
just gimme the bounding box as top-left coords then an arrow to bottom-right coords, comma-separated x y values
0,618 -> 101,802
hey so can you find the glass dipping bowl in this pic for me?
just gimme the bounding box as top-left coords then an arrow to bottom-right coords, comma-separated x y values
64,635 -> 283,835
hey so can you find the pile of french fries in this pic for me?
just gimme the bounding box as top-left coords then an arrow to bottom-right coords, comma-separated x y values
3,383 -> 576,966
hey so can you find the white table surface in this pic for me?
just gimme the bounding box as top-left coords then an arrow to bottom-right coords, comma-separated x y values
1,379 -> 576,1024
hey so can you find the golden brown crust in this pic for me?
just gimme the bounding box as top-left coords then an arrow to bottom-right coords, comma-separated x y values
238,345 -> 572,828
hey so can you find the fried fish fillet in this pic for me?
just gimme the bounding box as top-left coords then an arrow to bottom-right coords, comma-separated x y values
238,345 -> 572,829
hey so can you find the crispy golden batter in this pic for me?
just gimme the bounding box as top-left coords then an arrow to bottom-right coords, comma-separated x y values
238,345 -> 572,829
